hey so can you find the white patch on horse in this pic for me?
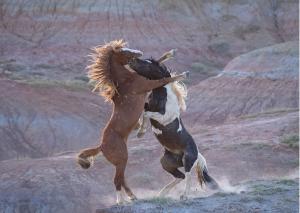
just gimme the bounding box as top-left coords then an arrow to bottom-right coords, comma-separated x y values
144,84 -> 180,126
120,47 -> 143,55
145,59 -> 152,63
116,190 -> 125,204
197,152 -> 208,171
177,122 -> 182,132
152,126 -> 162,135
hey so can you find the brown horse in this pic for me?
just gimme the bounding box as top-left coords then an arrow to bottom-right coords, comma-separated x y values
76,40 -> 188,204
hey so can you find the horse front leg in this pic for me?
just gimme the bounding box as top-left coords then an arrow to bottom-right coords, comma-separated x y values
135,71 -> 189,94
180,150 -> 198,200
137,113 -> 148,138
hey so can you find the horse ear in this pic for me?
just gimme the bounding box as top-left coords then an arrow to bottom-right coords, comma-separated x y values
157,49 -> 177,64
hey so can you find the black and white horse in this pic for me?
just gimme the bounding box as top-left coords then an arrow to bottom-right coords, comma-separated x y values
129,53 -> 219,199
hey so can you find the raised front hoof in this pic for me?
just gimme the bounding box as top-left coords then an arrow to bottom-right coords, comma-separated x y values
177,71 -> 190,81
184,71 -> 190,78
77,157 -> 90,169
180,195 -> 188,201
129,195 -> 138,201
137,131 -> 145,138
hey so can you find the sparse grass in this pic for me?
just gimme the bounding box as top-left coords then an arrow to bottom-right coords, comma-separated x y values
222,15 -> 238,22
74,75 -> 89,82
239,195 -> 265,203
146,197 -> 174,205
284,198 -> 298,203
240,108 -> 298,119
233,24 -> 260,40
208,42 -> 230,54
280,135 -> 299,149
276,179 -> 296,186
3,66 -> 91,92
290,159 -> 299,166
2,60 -> 91,92
250,184 -> 288,196
14,78 -> 91,91
251,143 -> 269,150
0,59 -> 26,72
190,61 -> 221,76
214,192 -> 234,197
252,195 -> 265,203
34,64 -> 55,70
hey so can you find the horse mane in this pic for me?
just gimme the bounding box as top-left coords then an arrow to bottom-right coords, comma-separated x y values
147,60 -> 187,111
87,39 -> 126,102
171,80 -> 187,111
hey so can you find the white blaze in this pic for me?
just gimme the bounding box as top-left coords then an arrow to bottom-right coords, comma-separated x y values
120,47 -> 143,55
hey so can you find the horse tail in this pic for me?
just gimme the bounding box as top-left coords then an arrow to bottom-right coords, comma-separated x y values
196,152 -> 219,190
77,146 -> 102,169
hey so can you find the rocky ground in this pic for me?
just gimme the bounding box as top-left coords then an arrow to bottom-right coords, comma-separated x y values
0,0 -> 299,213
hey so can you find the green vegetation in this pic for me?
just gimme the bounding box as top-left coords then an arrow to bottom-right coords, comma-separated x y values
233,24 -> 260,40
240,108 -> 299,119
250,184 -> 289,196
190,61 -> 221,76
145,197 -> 174,205
222,15 -> 238,22
280,135 -> 299,149
22,79 -> 91,91
251,143 -> 269,150
208,42 -> 230,54
1,60 -> 91,92
276,179 -> 297,186
214,192 -> 234,197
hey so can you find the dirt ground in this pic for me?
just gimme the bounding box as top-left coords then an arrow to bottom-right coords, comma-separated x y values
97,179 -> 299,213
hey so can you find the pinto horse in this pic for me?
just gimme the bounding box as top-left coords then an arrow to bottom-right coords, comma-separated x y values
129,56 -> 219,199
76,40 -> 188,204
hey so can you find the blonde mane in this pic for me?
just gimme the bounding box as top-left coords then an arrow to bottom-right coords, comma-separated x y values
87,39 -> 126,102
171,81 -> 187,111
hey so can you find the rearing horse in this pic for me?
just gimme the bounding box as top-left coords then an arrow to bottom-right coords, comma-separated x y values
76,40 -> 188,204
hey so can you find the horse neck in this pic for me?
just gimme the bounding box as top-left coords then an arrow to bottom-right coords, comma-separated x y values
111,61 -> 132,83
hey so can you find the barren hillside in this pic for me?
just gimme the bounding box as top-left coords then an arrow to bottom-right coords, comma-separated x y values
0,0 -> 298,212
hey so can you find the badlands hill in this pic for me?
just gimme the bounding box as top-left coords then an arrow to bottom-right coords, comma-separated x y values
0,41 -> 298,212
0,0 -> 298,212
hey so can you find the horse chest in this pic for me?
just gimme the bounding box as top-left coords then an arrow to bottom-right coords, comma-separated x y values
148,85 -> 180,126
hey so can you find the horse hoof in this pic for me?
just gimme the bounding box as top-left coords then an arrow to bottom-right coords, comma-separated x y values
129,195 -> 137,201
137,132 -> 145,138
116,201 -> 124,205
180,195 -> 188,200
184,71 -> 190,78
77,157 -> 90,169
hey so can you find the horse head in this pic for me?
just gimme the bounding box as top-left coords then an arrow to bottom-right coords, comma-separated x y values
128,49 -> 176,79
129,58 -> 171,80
113,46 -> 143,65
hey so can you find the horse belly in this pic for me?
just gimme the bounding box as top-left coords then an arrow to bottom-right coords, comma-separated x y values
152,118 -> 186,153
113,95 -> 146,130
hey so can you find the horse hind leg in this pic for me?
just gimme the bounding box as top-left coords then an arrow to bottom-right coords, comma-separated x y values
158,176 -> 183,197
137,113 -> 148,138
114,165 -> 137,204
114,165 -> 127,204
122,180 -> 137,201
196,152 -> 219,190
158,151 -> 185,197
181,151 -> 198,200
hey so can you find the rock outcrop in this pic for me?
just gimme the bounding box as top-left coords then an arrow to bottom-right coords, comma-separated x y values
186,41 -> 299,125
